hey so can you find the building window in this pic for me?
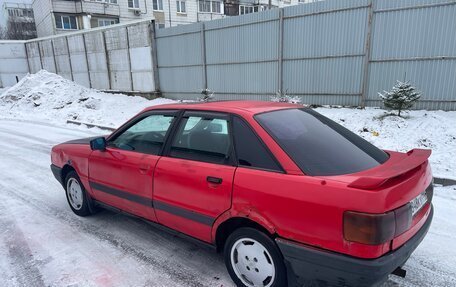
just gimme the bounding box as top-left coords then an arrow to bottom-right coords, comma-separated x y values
156,23 -> 165,29
55,14 -> 78,30
199,1 -> 221,13
98,19 -> 118,27
92,0 -> 117,3
153,0 -> 163,11
239,5 -> 258,15
176,0 -> 186,13
128,0 -> 140,9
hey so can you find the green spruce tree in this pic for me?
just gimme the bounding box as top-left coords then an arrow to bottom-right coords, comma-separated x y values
379,81 -> 421,117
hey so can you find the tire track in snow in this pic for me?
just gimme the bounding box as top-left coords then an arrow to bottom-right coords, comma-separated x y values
0,200 -> 46,287
0,181 -> 223,287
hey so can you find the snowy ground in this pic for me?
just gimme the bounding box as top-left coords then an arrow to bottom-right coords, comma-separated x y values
1,71 -> 456,286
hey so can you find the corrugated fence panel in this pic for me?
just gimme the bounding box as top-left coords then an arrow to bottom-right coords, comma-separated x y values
367,0 -> 456,109
205,10 -> 279,96
156,23 -> 204,99
282,0 -> 368,105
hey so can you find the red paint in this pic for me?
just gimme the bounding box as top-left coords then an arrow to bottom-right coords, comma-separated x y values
51,101 -> 433,260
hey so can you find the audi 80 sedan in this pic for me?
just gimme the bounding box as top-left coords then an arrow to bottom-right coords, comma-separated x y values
51,101 -> 433,287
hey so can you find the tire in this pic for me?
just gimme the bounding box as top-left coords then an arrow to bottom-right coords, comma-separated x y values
224,227 -> 288,287
64,171 -> 94,216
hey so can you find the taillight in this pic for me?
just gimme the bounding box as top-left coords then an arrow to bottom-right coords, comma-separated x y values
343,211 -> 396,245
344,204 -> 415,245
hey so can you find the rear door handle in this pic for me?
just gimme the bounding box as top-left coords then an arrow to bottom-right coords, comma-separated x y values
207,176 -> 222,184
139,164 -> 150,174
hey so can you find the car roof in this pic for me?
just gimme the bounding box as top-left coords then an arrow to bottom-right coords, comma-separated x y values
143,100 -> 300,115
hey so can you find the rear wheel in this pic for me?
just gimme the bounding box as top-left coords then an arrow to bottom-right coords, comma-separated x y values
65,171 -> 93,216
224,228 -> 287,287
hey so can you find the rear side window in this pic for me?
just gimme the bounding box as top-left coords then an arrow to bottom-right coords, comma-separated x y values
232,117 -> 282,172
255,108 -> 389,176
170,116 -> 231,165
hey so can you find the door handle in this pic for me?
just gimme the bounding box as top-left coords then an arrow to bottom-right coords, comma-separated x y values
139,164 -> 150,173
207,176 -> 222,184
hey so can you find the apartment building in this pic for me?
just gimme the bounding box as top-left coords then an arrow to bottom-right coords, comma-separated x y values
32,0 -> 157,37
32,0 -> 319,37
1,2 -> 37,39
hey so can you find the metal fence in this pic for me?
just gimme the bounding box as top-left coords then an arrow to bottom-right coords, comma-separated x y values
0,20 -> 156,95
1,0 -> 456,110
155,0 -> 456,110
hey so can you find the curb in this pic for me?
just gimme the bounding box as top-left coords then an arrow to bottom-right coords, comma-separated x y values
66,120 -> 116,131
434,177 -> 456,187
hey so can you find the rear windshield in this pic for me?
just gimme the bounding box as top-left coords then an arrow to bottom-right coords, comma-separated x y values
255,108 -> 389,176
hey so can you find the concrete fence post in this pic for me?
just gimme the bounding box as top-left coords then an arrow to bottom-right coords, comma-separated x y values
65,36 -> 74,81
50,39 -> 58,74
102,31 -> 112,90
82,33 -> 93,88
125,26 -> 134,92
149,20 -> 160,94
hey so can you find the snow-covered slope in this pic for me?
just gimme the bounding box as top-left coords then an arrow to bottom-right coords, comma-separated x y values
0,70 -> 174,128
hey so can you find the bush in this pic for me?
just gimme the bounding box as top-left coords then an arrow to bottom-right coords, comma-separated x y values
378,81 -> 421,117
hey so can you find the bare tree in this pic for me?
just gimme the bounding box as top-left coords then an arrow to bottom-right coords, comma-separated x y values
1,18 -> 37,40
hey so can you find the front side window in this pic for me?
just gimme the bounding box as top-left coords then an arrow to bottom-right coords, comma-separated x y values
170,116 -> 231,165
232,117 -> 282,172
128,0 -> 140,9
256,109 -> 389,176
153,0 -> 163,10
176,0 -> 186,13
55,14 -> 78,30
110,114 -> 175,155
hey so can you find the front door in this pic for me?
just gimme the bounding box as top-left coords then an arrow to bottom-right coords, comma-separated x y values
153,112 -> 236,242
88,111 -> 177,221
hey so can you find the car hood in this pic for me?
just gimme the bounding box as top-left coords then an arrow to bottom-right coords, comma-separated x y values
62,136 -> 103,145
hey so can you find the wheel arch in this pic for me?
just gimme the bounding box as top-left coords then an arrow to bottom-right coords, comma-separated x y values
61,164 -> 76,186
214,216 -> 276,252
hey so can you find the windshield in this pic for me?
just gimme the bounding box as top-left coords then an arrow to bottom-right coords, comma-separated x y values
255,108 -> 389,176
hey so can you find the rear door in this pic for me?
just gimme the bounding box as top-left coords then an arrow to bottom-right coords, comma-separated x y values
88,111 -> 177,221
153,111 -> 236,242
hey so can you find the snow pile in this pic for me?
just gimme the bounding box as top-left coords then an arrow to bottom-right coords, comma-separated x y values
316,107 -> 456,180
0,70 -> 175,127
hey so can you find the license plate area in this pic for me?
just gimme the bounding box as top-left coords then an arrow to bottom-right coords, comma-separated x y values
410,191 -> 428,217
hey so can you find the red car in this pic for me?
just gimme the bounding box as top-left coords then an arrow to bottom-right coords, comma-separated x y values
51,101 -> 433,287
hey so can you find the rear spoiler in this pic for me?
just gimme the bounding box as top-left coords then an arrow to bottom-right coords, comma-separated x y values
348,149 -> 431,190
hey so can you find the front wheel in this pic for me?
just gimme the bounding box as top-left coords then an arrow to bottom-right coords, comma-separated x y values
224,228 -> 288,287
65,171 -> 93,216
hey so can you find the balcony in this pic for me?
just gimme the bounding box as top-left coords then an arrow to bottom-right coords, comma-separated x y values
52,0 -> 120,17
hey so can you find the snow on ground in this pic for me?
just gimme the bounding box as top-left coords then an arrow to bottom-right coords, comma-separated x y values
315,107 -> 456,180
0,70 -> 174,128
0,119 -> 454,287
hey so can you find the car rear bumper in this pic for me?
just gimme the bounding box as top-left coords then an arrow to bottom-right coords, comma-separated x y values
276,204 -> 434,287
50,164 -> 63,185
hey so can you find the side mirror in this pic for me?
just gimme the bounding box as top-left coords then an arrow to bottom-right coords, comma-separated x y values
90,137 -> 107,151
